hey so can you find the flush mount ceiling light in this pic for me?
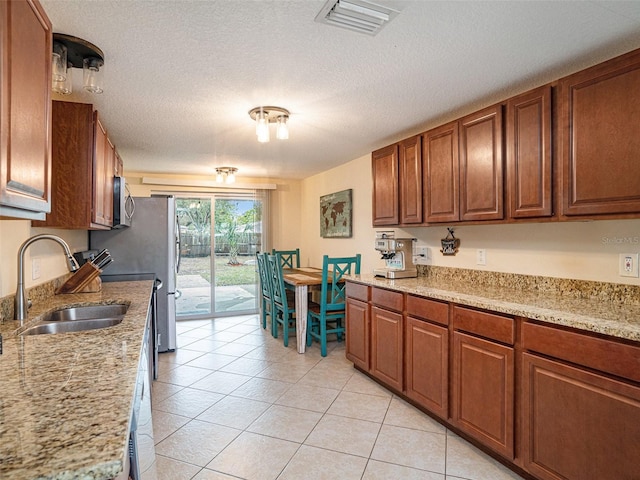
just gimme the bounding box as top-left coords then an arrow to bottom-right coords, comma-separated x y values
52,33 -> 105,95
215,167 -> 238,184
248,106 -> 290,143
315,0 -> 399,35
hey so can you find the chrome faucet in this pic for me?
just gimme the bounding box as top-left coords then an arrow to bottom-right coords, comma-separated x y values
14,234 -> 80,324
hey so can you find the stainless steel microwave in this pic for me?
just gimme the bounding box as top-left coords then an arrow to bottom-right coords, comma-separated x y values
113,176 -> 134,228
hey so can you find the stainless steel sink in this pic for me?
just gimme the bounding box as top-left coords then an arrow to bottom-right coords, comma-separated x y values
21,304 -> 128,336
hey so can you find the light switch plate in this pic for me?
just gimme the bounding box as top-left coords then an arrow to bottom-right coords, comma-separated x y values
619,253 -> 639,277
32,257 -> 41,280
413,246 -> 431,265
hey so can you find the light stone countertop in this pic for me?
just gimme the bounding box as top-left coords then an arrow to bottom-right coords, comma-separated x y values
348,274 -> 640,343
0,280 -> 154,480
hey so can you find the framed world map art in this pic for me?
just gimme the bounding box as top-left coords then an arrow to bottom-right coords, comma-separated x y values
320,189 -> 352,238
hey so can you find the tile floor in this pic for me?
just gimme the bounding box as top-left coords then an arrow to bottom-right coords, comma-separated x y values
151,314 -> 527,480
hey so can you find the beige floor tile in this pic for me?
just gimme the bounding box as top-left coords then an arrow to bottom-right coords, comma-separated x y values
151,410 -> 191,443
208,331 -> 248,342
182,338 -> 229,353
229,376 -> 292,403
158,348 -> 206,366
256,361 -> 316,383
342,371 -> 393,397
184,352 -> 237,370
275,383 -> 340,413
196,395 -> 270,429
219,357 -> 271,376
445,432 -> 526,480
151,381 -> 184,403
242,344 -> 294,362
153,454 -> 201,480
206,431 -> 299,480
157,364 -> 214,387
191,469 -> 238,479
233,334 -> 268,346
153,387 -> 225,418
384,397 -> 446,434
297,361 -> 354,389
189,370 -> 252,394
305,414 -> 380,457
247,404 -> 322,442
278,445 -> 368,480
327,390 -> 391,422
155,419 -> 241,467
371,424 -> 446,473
224,324 -> 261,334
362,459 -> 445,480
212,342 -> 258,356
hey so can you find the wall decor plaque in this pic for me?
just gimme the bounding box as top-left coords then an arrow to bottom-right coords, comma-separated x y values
440,228 -> 460,256
320,189 -> 352,238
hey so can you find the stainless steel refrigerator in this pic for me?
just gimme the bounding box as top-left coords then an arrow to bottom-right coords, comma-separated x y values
90,195 -> 179,352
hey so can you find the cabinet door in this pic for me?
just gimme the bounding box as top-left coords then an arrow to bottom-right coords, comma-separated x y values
405,316 -> 448,418
452,331 -> 514,459
92,113 -> 112,227
0,0 -> 51,219
506,85 -> 553,218
345,297 -> 369,371
559,49 -> 640,216
371,306 -> 403,392
522,353 -> 640,480
459,105 -> 504,221
424,121 -> 459,223
372,144 -> 399,225
399,135 -> 422,224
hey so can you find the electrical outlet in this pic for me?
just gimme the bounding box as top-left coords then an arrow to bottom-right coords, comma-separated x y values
413,246 -> 431,265
619,253 -> 639,278
476,249 -> 486,266
32,258 -> 41,280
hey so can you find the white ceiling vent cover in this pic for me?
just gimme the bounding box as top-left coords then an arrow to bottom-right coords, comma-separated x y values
315,0 -> 400,36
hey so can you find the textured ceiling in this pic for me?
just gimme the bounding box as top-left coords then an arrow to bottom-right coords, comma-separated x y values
41,0 -> 640,180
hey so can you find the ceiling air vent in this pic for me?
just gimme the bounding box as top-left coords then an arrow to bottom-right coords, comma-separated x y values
315,0 -> 400,36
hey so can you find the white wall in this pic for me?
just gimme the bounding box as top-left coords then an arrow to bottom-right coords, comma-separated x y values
294,154 -> 640,285
0,220 -> 88,297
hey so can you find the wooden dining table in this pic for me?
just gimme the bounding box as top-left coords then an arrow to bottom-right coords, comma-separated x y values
282,267 -> 325,353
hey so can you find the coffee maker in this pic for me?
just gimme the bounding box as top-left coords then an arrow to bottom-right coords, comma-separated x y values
373,232 -> 417,279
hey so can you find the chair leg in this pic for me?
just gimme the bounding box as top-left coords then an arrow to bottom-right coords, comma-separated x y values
306,315 -> 313,347
261,298 -> 267,329
320,319 -> 328,357
282,312 -> 289,347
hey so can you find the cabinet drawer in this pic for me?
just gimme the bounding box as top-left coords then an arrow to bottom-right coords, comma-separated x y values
522,321 -> 640,384
371,287 -> 403,312
346,282 -> 369,302
453,305 -> 514,345
406,295 -> 449,326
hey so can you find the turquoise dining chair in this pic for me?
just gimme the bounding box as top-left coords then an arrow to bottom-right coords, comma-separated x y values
266,253 -> 296,344
307,254 -> 361,357
272,248 -> 300,269
256,252 -> 274,331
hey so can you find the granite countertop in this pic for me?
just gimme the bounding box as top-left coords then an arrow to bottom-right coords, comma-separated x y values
348,274 -> 640,343
0,280 -> 154,480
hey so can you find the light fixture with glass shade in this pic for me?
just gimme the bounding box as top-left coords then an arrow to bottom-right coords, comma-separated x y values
248,106 -> 290,143
52,33 -> 104,95
215,167 -> 238,184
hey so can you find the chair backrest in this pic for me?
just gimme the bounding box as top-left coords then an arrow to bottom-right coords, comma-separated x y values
266,253 -> 291,310
256,252 -> 271,299
272,248 -> 300,269
320,254 -> 361,313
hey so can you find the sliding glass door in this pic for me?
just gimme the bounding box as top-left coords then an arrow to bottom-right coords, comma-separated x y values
175,192 -> 264,319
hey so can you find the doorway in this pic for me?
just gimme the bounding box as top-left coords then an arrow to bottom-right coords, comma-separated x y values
175,193 -> 264,319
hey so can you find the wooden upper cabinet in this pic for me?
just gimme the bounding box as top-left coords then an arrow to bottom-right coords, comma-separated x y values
459,104 -> 504,221
33,101 -> 115,230
559,48 -> 640,216
398,135 -> 423,224
506,85 -> 553,218
372,144 -> 399,225
0,0 -> 52,220
424,121 -> 460,223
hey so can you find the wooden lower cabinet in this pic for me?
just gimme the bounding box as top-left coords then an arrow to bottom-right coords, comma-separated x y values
371,306 -> 403,392
452,331 -> 515,459
345,297 -> 369,371
522,353 -> 640,480
405,316 -> 448,417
